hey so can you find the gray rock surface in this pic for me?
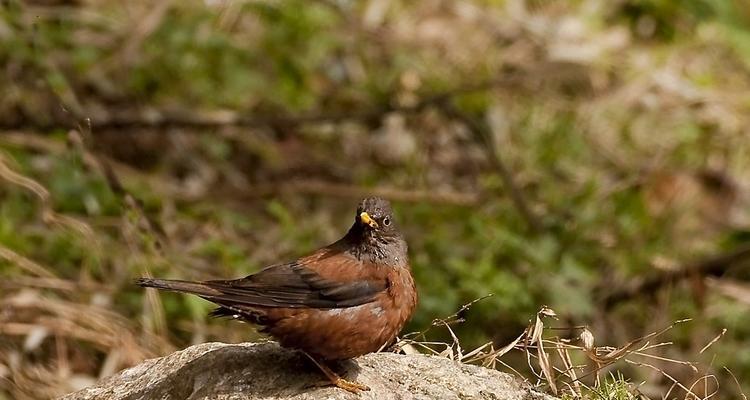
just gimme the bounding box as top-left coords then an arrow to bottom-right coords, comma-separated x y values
62,342 -> 554,400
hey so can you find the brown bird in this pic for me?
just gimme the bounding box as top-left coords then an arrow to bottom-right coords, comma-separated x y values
136,197 -> 417,393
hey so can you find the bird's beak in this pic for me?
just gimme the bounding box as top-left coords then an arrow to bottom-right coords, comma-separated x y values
359,212 -> 379,228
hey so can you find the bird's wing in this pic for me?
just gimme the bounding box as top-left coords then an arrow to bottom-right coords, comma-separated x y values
200,252 -> 386,309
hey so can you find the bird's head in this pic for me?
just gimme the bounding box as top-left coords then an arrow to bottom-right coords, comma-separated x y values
343,197 -> 407,264
355,196 -> 397,234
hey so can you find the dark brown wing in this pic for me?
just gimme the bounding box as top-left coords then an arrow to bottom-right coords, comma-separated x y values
201,260 -> 385,309
137,245 -> 388,315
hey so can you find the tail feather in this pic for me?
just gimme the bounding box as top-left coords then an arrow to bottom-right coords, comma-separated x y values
135,278 -> 222,297
137,278 -> 269,326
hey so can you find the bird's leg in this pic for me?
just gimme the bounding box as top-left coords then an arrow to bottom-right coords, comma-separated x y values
303,352 -> 370,393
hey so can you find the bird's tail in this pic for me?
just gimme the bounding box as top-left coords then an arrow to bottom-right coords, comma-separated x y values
135,277 -> 222,297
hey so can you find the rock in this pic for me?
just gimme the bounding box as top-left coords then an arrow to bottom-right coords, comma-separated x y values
62,342 -> 555,400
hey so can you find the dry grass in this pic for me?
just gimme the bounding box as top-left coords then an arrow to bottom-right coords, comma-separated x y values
396,301 -> 743,399
0,146 -> 168,398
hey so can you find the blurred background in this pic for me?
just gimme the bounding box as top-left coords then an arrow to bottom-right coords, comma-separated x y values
1,0 -> 750,398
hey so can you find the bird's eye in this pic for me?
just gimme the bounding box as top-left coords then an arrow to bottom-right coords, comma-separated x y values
382,217 -> 391,226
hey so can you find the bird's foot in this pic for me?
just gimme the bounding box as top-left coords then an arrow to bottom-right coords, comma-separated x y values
332,377 -> 370,393
303,352 -> 370,393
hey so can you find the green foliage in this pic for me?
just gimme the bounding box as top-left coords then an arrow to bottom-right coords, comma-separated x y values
591,372 -> 637,400
126,1 -> 345,111
559,372 -> 637,400
617,0 -> 719,39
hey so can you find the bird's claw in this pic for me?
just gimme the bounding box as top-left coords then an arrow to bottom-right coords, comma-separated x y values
333,377 -> 370,393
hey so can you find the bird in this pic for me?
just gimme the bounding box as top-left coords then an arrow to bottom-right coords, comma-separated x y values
136,197 -> 417,393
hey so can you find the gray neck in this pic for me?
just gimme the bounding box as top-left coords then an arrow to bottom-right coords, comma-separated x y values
344,230 -> 409,268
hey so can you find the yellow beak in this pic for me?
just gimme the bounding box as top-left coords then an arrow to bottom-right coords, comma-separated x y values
359,212 -> 379,228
